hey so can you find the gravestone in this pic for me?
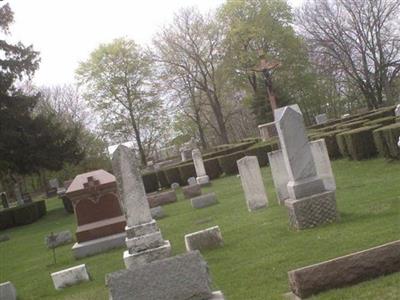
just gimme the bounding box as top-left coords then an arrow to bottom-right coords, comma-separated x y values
14,184 -> 23,206
66,170 -> 126,258
0,281 -> 17,300
258,122 -> 278,141
45,230 -> 74,249
185,226 -> 223,252
106,251 -> 224,300
187,177 -> 197,186
192,149 -> 210,186
1,192 -> 8,209
237,156 -> 268,211
112,145 -> 171,269
314,113 -> 328,125
288,240 -> 400,298
182,184 -> 202,199
147,190 -> 177,208
51,264 -> 90,290
268,150 -> 290,205
275,106 -> 338,229
150,206 -> 165,220
191,193 -> 218,209
171,182 -> 180,190
394,104 -> 400,116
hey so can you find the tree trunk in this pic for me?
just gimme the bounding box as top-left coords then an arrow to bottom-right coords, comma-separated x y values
128,110 -> 147,166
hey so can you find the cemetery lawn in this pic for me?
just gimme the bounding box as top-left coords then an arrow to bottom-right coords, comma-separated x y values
1,158 -> 399,300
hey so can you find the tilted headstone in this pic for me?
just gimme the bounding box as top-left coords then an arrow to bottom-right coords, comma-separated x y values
45,230 -> 73,249
192,149 -> 210,186
106,251 -> 225,300
51,264 -> 90,290
0,281 -> 17,300
395,104 -> 400,116
112,145 -> 171,269
185,226 -> 223,251
275,106 -> 338,229
237,156 -> 268,211
314,113 -> 328,125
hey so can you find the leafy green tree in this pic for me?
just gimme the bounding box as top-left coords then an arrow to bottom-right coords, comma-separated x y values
77,38 -> 168,165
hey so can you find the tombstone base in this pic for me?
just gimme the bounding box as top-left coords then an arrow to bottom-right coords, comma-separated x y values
72,232 -> 126,259
210,291 -> 225,299
125,230 -> 164,252
196,175 -> 210,186
125,219 -> 159,238
123,240 -> 171,269
287,177 -> 325,200
285,190 -> 338,230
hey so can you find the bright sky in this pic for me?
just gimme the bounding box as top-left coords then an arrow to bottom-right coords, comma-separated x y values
5,0 -> 303,86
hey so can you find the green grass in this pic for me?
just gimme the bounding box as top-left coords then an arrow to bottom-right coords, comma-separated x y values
1,158 -> 399,299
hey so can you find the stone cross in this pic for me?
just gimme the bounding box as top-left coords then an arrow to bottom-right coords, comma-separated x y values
237,156 -> 268,211
112,145 -> 152,228
276,106 -> 324,199
192,149 -> 210,186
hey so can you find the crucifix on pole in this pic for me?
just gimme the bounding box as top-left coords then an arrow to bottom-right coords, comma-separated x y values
254,51 -> 281,117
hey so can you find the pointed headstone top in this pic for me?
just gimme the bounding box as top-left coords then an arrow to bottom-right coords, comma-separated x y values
274,104 -> 302,122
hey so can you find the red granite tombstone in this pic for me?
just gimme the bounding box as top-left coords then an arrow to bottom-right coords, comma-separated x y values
66,170 -> 126,244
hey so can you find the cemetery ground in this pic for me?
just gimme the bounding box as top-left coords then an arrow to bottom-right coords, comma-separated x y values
1,159 -> 399,300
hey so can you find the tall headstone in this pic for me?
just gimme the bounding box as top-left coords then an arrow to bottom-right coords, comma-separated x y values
112,145 -> 171,269
275,106 -> 338,229
192,149 -> 210,186
237,156 -> 268,211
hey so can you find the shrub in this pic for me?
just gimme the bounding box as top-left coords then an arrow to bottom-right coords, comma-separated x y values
178,163 -> 197,185
344,125 -> 381,160
204,158 -> 222,180
156,170 -> 169,189
373,123 -> 400,159
217,151 -> 246,175
203,141 -> 255,160
364,106 -> 395,120
364,116 -> 395,127
336,120 -> 366,130
163,166 -> 183,185
244,140 -> 279,166
310,129 -> 344,159
142,172 -> 159,193
0,200 -> 47,229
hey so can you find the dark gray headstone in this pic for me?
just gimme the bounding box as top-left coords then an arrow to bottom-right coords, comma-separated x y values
106,251 -> 213,300
45,230 -> 73,249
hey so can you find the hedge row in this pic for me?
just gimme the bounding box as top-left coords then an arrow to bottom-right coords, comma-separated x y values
364,116 -> 396,127
373,123 -> 400,159
310,129 -> 344,159
0,200 -> 47,230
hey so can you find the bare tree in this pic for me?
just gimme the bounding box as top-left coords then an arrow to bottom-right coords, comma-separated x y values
297,0 -> 400,109
152,8 -> 231,144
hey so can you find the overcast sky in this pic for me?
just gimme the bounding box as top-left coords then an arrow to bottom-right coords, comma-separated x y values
5,0 -> 303,86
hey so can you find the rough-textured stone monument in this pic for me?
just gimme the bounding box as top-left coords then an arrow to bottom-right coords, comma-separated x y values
395,104 -> 400,117
185,226 -> 224,251
106,251 -> 225,300
66,170 -> 126,258
258,122 -> 278,141
45,230 -> 74,249
51,264 -> 90,290
112,145 -> 171,269
0,281 -> 17,300
192,149 -> 210,186
275,106 -> 338,229
237,156 -> 268,211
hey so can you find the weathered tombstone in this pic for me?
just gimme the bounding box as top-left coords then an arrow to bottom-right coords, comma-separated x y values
171,182 -> 180,190
112,145 -> 171,269
288,240 -> 400,299
14,184 -> 23,206
192,149 -> 210,186
395,104 -> 400,116
314,113 -> 328,125
258,122 -> 278,141
150,206 -> 165,220
267,150 -> 290,205
45,230 -> 74,249
275,106 -> 338,229
187,176 -> 197,186
147,190 -> 177,208
65,170 -> 126,258
191,193 -> 218,209
237,156 -> 268,211
185,226 -> 223,251
51,264 -> 90,290
106,251 -> 225,300
180,146 -> 192,162
182,184 -> 202,199
0,281 -> 17,300
1,192 -> 8,209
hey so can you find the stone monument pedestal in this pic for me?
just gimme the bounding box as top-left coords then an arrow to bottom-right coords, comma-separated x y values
196,175 -> 210,186
285,191 -> 338,230
123,240 -> 171,269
